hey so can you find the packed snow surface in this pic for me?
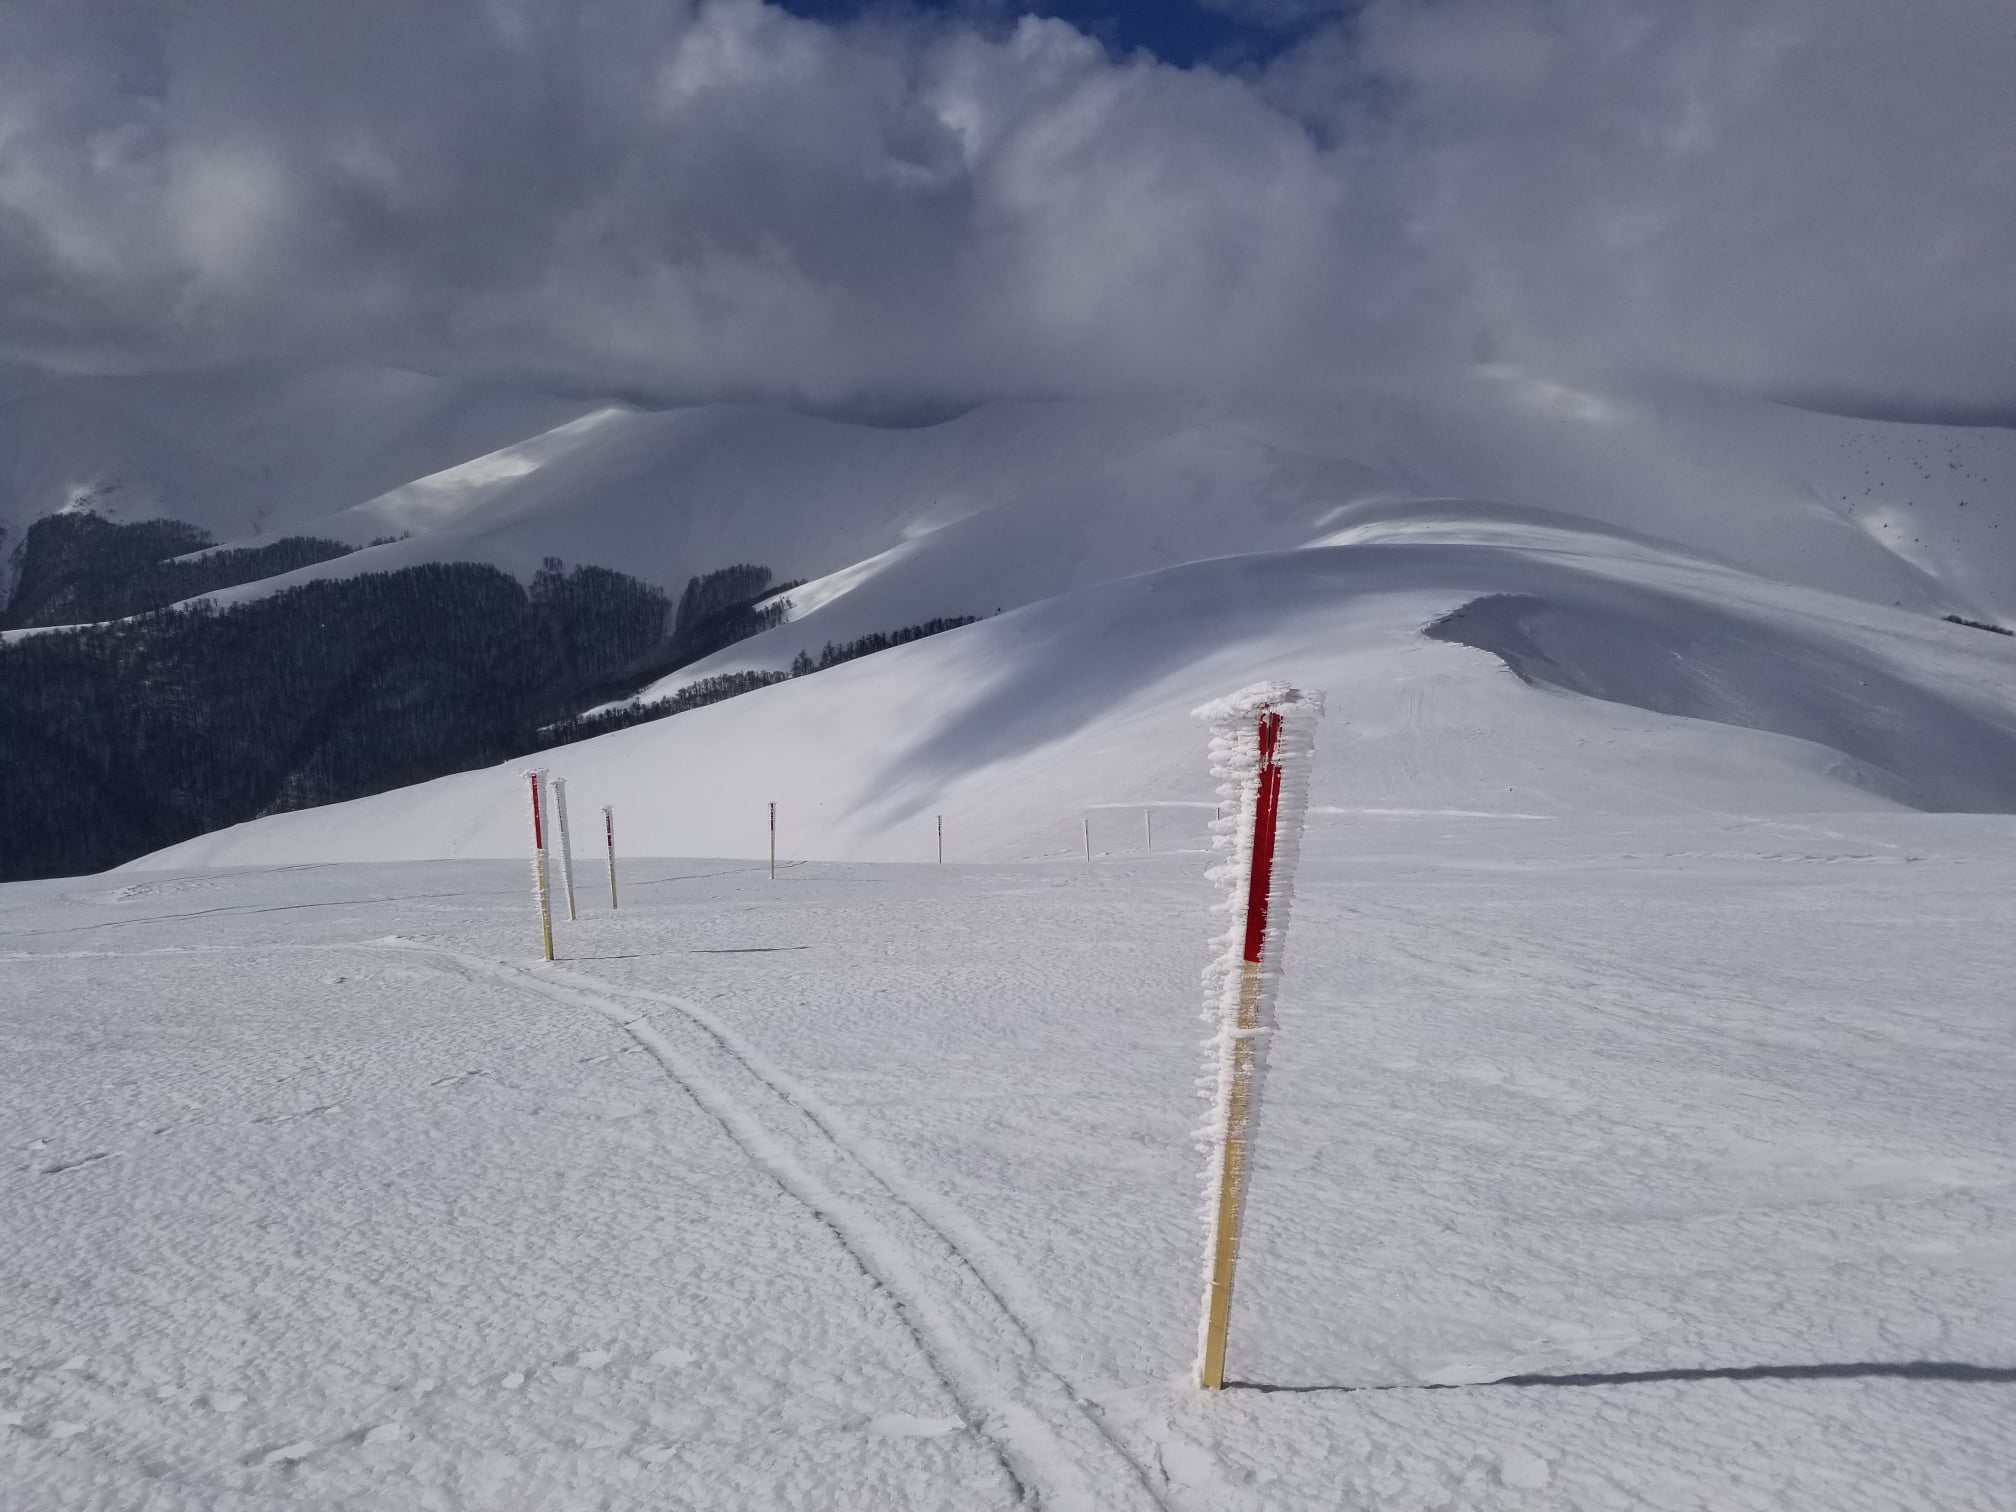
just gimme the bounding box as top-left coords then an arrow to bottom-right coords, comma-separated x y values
5,821 -> 2014,1509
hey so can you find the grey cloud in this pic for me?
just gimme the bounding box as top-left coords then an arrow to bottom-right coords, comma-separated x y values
0,0 -> 2010,412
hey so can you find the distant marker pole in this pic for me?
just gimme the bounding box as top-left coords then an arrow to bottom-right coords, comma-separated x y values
603,805 -> 619,909
1083,815 -> 1092,863
1145,808 -> 1153,851
554,777 -> 579,922
525,771 -> 555,962
937,814 -> 944,864
769,802 -> 777,880
1193,682 -> 1322,1391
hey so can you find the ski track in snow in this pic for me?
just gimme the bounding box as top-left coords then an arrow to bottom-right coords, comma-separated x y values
385,939 -> 1219,1512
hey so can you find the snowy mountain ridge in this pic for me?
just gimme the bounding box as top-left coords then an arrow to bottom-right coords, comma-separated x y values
1,360 -> 2011,868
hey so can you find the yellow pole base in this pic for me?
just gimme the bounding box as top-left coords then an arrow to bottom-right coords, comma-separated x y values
1197,959 -> 1266,1389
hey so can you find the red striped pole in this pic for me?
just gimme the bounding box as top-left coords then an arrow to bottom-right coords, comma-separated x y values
1199,707 -> 1286,1389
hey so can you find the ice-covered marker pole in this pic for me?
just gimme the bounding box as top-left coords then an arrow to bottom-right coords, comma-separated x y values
554,777 -> 579,922
769,801 -> 777,879
1193,680 -> 1323,1390
603,805 -> 619,909
525,770 -> 555,962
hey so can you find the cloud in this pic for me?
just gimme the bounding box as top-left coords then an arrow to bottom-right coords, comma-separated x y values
0,0 -> 2010,412
1195,0 -> 1361,30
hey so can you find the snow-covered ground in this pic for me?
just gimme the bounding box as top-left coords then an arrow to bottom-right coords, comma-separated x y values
5,819 -> 2013,1509
8,360 -> 2015,1506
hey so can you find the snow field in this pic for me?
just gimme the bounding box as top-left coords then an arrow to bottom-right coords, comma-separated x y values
6,815 -> 2015,1509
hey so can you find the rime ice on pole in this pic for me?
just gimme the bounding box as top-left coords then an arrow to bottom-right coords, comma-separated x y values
1191,679 -> 1322,1387
554,777 -> 578,922
602,804 -> 618,910
525,769 -> 555,961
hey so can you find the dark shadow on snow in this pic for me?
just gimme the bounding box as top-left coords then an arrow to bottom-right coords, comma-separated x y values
1229,1361 -> 2016,1393
1425,590 -> 2016,812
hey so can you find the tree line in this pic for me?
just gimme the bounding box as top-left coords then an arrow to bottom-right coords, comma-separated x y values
537,616 -> 979,751
1,510 -> 372,628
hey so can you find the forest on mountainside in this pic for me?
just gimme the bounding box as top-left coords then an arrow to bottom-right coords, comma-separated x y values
0,558 -> 672,879
0,510 -> 368,628
0,517 -> 979,880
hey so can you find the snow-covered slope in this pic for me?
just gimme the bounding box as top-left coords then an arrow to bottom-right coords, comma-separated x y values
0,364 -> 593,550
192,372 -> 2016,658
12,829 -> 2016,1510
1,359 -> 1999,868
17,367 -> 2016,1509
140,512 -> 2016,871
15,364 -> 2013,659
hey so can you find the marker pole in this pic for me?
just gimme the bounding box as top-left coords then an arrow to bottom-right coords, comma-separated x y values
525,771 -> 554,962
1193,683 -> 1322,1391
1084,815 -> 1092,863
554,778 -> 578,922
603,805 -> 618,909
769,802 -> 776,880
937,814 -> 944,864
1145,808 -> 1153,851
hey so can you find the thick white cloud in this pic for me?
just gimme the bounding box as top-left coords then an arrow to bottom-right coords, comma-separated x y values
0,0 -> 2010,411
